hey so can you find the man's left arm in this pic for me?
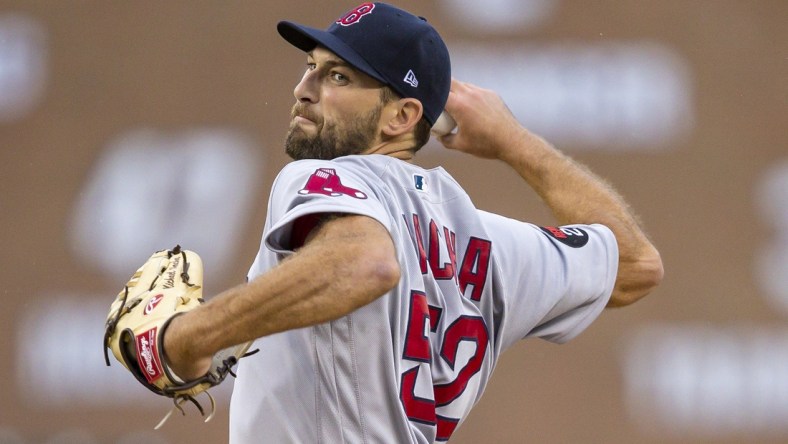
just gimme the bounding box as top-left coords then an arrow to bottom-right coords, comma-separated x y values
162,214 -> 400,380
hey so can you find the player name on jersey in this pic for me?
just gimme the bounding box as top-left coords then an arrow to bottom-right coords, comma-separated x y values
404,213 -> 492,302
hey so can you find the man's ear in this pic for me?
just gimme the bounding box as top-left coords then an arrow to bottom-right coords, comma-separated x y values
381,98 -> 423,137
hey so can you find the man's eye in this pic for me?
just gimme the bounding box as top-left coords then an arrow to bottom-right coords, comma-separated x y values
331,72 -> 348,82
305,63 -> 316,71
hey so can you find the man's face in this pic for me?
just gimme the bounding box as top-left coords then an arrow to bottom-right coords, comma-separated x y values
285,47 -> 388,161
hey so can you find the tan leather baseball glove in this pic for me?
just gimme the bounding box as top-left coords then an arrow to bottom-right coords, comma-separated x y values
103,245 -> 255,428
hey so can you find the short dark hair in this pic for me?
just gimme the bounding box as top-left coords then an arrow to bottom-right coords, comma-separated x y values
380,86 -> 432,153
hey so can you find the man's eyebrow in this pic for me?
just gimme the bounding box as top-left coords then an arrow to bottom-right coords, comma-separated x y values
306,51 -> 353,69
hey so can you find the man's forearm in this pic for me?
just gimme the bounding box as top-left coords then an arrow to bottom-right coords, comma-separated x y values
500,128 -> 640,234
500,127 -> 663,306
163,215 -> 401,380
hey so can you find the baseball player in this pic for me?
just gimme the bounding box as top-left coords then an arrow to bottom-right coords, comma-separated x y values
159,2 -> 663,442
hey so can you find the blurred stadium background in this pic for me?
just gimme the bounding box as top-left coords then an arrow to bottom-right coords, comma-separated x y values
0,0 -> 785,443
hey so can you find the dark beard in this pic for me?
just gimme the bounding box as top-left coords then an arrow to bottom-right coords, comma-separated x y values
285,105 -> 382,161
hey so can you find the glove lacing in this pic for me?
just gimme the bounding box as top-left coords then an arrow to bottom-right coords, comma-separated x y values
154,348 -> 259,429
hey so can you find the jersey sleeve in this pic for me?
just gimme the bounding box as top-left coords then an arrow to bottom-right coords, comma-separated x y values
264,160 -> 391,254
477,211 -> 618,350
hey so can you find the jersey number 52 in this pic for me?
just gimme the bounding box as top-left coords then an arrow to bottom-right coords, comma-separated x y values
399,290 -> 489,441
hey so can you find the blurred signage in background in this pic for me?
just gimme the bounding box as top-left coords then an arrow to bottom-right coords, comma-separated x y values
441,0 -> 559,32
754,160 -> 788,314
623,160 -> 788,437
68,127 -> 264,283
451,42 -> 693,151
0,13 -> 47,123
624,324 -> 788,436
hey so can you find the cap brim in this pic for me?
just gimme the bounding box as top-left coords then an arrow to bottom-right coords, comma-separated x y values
277,21 -> 387,85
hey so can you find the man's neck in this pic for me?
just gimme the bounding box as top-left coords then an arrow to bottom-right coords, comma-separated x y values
362,138 -> 417,162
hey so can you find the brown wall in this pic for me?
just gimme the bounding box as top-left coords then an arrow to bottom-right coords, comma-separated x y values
0,1 -> 786,443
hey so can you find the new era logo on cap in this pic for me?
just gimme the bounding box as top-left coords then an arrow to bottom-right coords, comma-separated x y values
403,70 -> 419,87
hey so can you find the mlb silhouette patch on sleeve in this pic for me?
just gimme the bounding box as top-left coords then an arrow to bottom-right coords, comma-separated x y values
298,168 -> 368,199
413,174 -> 428,192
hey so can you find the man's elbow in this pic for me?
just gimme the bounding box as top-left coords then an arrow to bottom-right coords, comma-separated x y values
607,246 -> 664,308
355,243 -> 401,297
375,256 -> 401,293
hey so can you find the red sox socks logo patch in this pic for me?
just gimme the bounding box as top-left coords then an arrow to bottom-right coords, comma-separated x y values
299,168 -> 368,199
336,2 -> 375,26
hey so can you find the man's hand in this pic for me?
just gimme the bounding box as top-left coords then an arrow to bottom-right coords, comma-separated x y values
437,79 -> 530,160
162,315 -> 214,381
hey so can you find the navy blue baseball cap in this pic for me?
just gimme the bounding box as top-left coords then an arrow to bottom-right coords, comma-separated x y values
277,2 -> 451,126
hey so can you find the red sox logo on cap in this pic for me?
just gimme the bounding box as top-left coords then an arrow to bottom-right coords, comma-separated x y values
336,2 -> 375,26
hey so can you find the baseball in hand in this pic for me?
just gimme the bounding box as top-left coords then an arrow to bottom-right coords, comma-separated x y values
431,111 -> 456,136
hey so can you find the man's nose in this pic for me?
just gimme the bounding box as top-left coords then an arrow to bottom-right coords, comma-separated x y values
293,70 -> 318,104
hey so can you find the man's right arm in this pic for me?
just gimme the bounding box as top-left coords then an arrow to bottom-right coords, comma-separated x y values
438,79 -> 663,307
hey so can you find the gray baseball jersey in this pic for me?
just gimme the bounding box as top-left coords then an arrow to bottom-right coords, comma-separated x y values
229,154 -> 618,443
